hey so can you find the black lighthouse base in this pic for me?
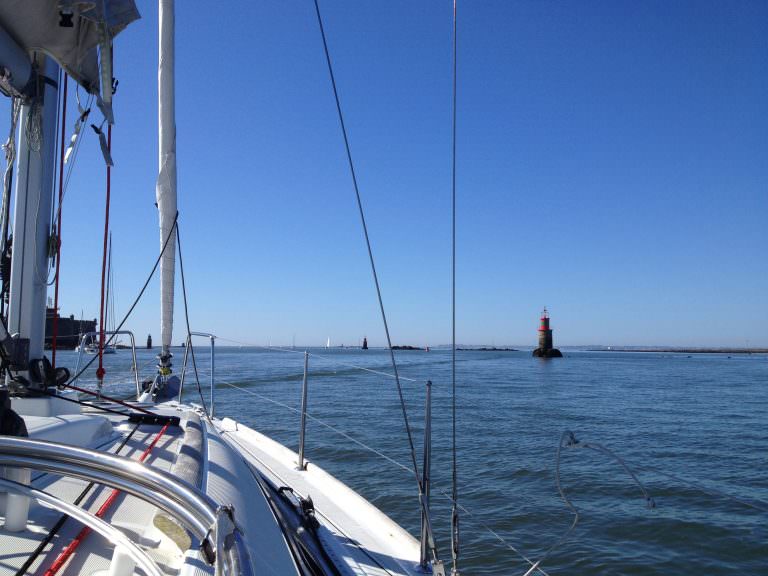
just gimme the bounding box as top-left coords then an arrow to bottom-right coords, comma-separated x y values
533,348 -> 563,358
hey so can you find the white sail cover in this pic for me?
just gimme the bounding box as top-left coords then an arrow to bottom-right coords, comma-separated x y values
0,1 -> 139,97
155,0 -> 176,354
156,0 -> 176,358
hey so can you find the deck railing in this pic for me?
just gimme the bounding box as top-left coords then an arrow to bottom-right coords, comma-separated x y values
74,330 -> 140,395
179,332 -> 216,417
0,436 -> 250,575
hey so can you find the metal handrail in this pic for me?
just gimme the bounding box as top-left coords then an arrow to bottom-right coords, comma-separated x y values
0,437 -> 244,574
74,330 -> 141,395
0,477 -> 163,576
179,332 -> 216,417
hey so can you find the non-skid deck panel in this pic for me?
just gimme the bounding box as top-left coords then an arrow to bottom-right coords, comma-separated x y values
24,414 -> 114,450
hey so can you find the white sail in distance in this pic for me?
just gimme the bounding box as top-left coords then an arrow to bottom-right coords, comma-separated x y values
156,0 -> 177,363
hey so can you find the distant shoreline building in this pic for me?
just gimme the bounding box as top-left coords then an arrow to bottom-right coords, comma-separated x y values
44,308 -> 96,350
533,307 -> 562,358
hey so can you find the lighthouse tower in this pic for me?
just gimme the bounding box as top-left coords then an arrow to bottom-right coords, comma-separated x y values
533,307 -> 562,358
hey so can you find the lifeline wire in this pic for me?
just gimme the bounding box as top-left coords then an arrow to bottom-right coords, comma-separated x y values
310,0 -> 436,555
219,377 -> 550,576
450,1 -> 460,574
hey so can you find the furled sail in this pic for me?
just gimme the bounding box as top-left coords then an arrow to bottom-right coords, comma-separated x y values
156,0 -> 176,366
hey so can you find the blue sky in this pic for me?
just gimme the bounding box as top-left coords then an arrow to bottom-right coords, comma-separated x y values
2,0 -> 767,347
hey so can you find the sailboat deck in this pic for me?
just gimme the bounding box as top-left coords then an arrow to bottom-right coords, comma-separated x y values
1,410 -> 194,576
2,394 -> 426,576
217,417 -> 423,576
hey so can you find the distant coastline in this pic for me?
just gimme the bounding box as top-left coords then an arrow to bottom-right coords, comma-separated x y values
588,348 -> 768,354
457,347 -> 518,352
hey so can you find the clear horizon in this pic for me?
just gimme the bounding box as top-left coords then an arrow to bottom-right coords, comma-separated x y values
3,0 -> 767,349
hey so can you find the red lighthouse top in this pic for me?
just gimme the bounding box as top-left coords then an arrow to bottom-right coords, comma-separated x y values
539,307 -> 550,331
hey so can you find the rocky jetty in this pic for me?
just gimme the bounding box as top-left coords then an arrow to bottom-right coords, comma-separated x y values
532,347 -> 563,358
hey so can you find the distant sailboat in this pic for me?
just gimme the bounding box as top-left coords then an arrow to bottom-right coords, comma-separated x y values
326,337 -> 331,349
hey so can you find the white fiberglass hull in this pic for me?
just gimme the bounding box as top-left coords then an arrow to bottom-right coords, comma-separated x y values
1,394 -> 423,576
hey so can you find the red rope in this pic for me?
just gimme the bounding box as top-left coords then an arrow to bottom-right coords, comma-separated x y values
51,74 -> 69,370
96,125 -> 112,382
42,423 -> 171,576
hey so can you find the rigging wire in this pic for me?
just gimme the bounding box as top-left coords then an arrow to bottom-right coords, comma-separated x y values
0,97 -> 22,322
31,69 -> 65,288
96,124 -> 113,382
51,73 -> 69,369
1,96 -> 22,254
450,1 -> 460,574
310,1 -> 439,560
58,94 -> 93,210
43,89 -> 95,289
176,225 -> 209,417
62,213 -> 178,389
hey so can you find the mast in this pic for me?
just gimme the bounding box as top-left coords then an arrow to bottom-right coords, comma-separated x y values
156,0 -> 177,375
5,54 -> 60,386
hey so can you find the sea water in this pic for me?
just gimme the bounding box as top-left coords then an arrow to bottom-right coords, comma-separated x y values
62,347 -> 767,575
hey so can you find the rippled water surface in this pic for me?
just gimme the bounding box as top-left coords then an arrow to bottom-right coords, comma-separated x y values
64,347 -> 767,575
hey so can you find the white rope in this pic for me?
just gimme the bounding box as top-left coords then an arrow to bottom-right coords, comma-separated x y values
25,101 -> 43,153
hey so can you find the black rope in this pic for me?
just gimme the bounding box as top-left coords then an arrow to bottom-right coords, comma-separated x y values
61,213 -> 179,389
311,0 -> 439,563
14,423 -> 141,576
175,226 -> 208,416
450,1 -> 460,573
29,388 -> 131,417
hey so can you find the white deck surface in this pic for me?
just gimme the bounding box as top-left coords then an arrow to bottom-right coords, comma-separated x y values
1,395 -> 427,576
